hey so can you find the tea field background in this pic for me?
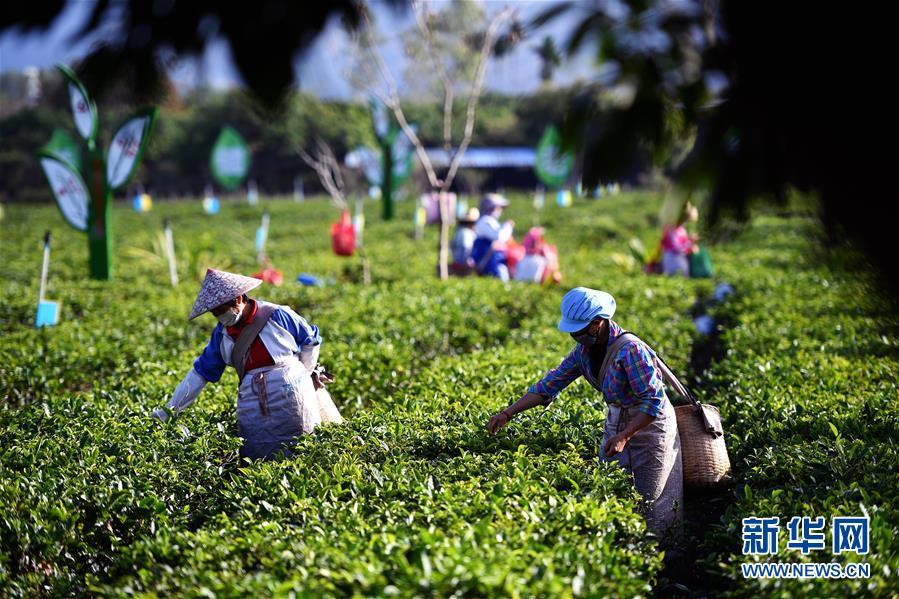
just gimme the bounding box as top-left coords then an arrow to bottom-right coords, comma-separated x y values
1,192 -> 897,597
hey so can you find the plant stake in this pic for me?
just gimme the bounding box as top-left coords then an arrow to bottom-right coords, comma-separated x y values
163,218 -> 178,286
35,230 -> 60,328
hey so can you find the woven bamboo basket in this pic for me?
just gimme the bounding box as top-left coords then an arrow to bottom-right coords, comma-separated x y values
675,403 -> 732,487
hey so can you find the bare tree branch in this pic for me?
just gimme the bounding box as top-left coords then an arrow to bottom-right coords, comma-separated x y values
442,7 -> 513,192
297,138 -> 347,210
358,8 -> 442,189
297,137 -> 371,284
356,4 -> 516,280
436,8 -> 513,280
414,1 -> 455,151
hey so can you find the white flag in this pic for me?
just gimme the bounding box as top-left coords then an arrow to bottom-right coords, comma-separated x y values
57,65 -> 97,141
107,111 -> 155,190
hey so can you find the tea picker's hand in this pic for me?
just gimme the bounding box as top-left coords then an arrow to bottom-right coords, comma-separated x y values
488,410 -> 512,436
151,407 -> 170,422
311,364 -> 335,390
603,432 -> 629,457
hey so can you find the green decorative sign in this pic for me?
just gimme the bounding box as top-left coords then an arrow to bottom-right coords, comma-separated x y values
42,129 -> 82,172
210,126 -> 250,190
535,125 -> 574,188
354,147 -> 382,187
391,124 -> 415,185
369,96 -> 391,142
36,64 -> 157,280
369,96 -> 411,221
366,97 -> 417,220
354,127 -> 415,190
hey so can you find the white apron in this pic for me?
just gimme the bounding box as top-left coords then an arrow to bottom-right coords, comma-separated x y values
236,359 -> 321,459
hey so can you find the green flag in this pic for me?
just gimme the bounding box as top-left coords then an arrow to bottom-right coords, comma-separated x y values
535,125 -> 574,188
210,126 -> 250,190
390,125 -> 416,186
42,129 -> 82,172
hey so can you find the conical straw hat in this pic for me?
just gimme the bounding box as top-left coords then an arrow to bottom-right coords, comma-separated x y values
188,268 -> 262,320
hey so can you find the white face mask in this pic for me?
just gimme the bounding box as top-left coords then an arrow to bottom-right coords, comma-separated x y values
217,304 -> 243,326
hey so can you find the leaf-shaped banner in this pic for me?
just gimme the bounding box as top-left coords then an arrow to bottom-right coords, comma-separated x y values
57,64 -> 97,142
38,153 -> 89,231
390,125 -> 416,185
42,129 -> 82,172
106,108 -> 157,191
535,125 -> 574,188
357,147 -> 383,186
369,96 -> 390,142
210,126 -> 250,190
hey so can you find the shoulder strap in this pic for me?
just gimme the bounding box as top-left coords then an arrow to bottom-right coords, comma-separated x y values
476,244 -> 497,273
652,352 -> 697,405
597,331 -> 639,389
230,300 -> 277,381
598,331 -> 700,407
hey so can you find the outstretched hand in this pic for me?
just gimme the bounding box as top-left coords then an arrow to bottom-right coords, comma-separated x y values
151,407 -> 171,422
311,365 -> 335,390
487,411 -> 511,436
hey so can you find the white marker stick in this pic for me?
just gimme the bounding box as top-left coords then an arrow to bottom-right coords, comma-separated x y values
256,212 -> 271,263
294,176 -> 304,202
39,230 -> 51,303
164,218 -> 178,286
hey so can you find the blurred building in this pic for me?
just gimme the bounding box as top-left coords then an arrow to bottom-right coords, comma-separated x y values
424,147 -> 537,192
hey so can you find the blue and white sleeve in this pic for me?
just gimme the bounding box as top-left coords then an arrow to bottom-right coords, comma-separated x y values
271,307 -> 323,370
152,325 -> 224,420
271,307 -> 322,347
192,324 -> 228,383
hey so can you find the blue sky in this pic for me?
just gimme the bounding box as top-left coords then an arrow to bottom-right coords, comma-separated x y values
0,1 -> 599,99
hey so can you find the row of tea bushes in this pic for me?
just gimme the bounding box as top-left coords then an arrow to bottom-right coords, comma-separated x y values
2,193 -> 703,595
695,215 -> 898,597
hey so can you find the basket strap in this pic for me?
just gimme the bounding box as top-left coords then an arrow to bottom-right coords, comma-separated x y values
653,352 -> 699,406
597,332 -> 640,389
603,329 -> 700,406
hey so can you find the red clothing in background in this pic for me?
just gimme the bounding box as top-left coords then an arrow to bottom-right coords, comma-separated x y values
661,225 -> 693,254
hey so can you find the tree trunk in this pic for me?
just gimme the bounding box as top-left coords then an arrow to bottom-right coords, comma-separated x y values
381,139 -> 394,221
438,190 -> 450,280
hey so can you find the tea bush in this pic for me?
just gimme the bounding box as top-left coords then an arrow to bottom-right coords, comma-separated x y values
692,216 -> 899,597
1,192 -> 895,597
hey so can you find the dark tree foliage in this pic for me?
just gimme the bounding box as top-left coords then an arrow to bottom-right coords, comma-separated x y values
0,0 -> 403,108
531,0 -> 895,293
533,36 -> 562,84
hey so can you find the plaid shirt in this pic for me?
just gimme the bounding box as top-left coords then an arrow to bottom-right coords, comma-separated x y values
528,320 -> 666,417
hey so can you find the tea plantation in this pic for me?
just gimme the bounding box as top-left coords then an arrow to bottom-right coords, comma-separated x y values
1,192 -> 896,597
